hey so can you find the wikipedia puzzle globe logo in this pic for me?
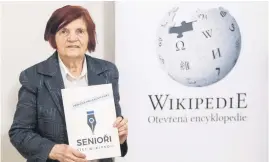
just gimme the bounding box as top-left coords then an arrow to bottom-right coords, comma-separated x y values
156,7 -> 241,87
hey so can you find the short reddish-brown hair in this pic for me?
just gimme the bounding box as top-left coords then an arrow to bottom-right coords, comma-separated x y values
44,5 -> 96,52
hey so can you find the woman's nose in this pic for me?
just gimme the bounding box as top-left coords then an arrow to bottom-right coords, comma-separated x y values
67,32 -> 78,41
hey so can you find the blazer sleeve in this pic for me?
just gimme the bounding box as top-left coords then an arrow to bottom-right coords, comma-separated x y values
9,70 -> 56,161
110,63 -> 128,157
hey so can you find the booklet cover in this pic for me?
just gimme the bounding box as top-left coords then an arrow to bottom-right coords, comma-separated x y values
61,83 -> 121,160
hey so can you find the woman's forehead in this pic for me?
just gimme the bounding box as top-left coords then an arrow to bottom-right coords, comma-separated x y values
60,18 -> 87,29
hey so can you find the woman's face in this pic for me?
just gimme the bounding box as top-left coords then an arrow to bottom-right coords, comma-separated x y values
55,18 -> 89,58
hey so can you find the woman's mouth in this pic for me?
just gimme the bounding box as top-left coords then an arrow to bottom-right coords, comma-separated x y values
67,45 -> 80,48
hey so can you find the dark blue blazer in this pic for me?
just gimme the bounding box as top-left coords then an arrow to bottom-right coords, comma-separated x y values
9,52 -> 128,162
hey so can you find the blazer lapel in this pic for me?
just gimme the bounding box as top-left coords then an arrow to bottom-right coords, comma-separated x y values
38,52 -> 65,120
44,76 -> 65,120
86,55 -> 107,86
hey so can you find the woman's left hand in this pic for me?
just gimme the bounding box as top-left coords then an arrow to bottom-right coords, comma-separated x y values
113,117 -> 128,144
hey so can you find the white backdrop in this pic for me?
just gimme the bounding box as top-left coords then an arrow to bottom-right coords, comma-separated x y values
115,2 -> 268,162
0,2 -> 115,162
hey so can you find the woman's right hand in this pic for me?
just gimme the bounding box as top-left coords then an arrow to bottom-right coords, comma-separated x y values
49,144 -> 87,162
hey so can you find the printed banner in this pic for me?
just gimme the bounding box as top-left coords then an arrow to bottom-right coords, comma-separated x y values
115,2 -> 268,162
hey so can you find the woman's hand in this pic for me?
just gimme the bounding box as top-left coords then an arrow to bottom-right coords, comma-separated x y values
49,144 -> 87,162
113,116 -> 128,144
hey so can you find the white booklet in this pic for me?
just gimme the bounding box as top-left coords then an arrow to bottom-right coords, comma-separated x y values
61,83 -> 121,160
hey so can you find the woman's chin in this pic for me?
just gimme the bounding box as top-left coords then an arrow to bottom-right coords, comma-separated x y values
66,52 -> 84,58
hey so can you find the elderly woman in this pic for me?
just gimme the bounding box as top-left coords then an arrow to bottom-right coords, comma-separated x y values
9,5 -> 128,162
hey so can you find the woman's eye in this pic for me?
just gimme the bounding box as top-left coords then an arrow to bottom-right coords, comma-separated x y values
61,30 -> 67,34
77,29 -> 84,34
